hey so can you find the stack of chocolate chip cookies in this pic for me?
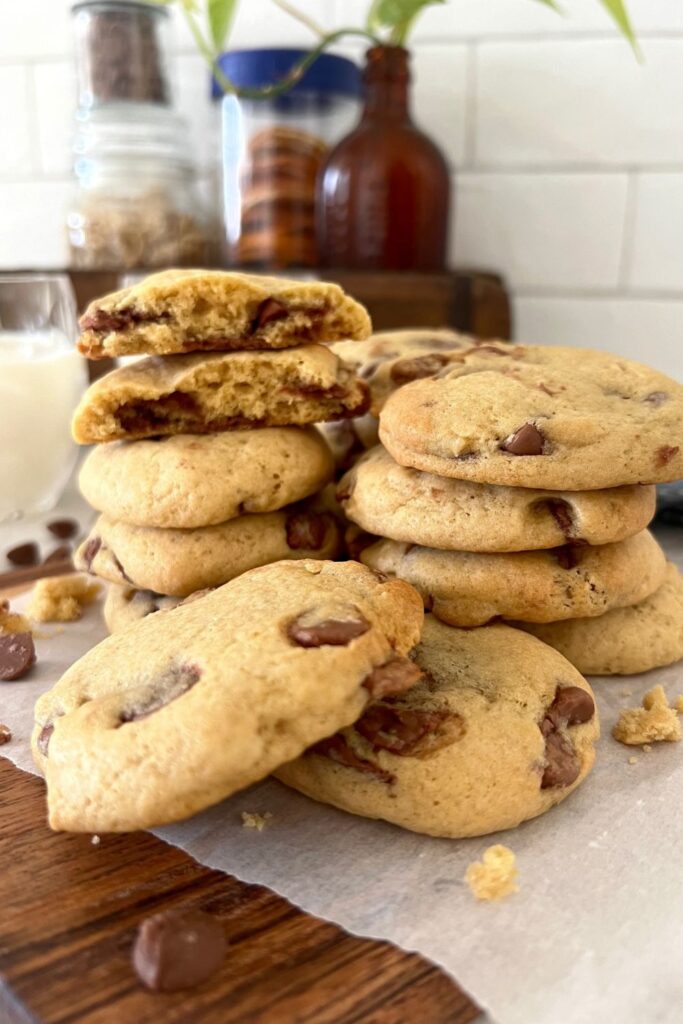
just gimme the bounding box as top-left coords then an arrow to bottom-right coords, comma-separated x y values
69,269 -> 372,630
338,337 -> 683,676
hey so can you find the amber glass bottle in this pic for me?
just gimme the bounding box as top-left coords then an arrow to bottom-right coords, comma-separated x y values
318,45 -> 451,271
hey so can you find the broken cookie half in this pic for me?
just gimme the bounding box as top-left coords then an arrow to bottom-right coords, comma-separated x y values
276,616 -> 599,838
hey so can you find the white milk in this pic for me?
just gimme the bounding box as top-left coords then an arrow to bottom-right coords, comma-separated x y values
0,330 -> 87,520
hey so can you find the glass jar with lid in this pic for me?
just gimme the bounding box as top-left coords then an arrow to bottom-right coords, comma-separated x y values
68,105 -> 208,269
215,49 -> 361,269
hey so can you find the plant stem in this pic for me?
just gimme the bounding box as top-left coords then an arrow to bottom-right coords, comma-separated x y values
271,0 -> 327,38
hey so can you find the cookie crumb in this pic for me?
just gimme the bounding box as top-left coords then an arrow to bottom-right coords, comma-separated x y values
628,756 -> 638,765
612,685 -> 681,746
27,574 -> 101,623
0,599 -> 31,636
0,724 -> 12,745
241,811 -> 272,831
621,689 -> 633,698
91,835 -> 101,846
675,696 -> 683,715
465,844 -> 518,902
643,744 -> 653,753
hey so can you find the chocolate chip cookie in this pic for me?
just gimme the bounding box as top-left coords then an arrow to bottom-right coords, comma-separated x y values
80,427 -> 334,529
359,529 -> 666,626
338,446 -> 656,551
71,346 -> 370,445
276,615 -> 599,838
77,269 -> 371,360
516,562 -> 683,675
379,343 -> 683,489
76,507 -> 343,597
32,559 -> 424,832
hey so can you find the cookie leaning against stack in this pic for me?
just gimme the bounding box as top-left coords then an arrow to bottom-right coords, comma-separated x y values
338,337 -> 683,675
71,269 -> 372,620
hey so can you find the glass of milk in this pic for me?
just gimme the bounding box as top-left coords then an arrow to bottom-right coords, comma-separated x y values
0,275 -> 88,522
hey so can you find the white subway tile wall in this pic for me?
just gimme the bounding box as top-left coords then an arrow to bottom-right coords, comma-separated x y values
1,0 -> 682,377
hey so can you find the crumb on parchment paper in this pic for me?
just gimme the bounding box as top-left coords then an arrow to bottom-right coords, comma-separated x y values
465,845 -> 518,902
628,756 -> 638,765
27,574 -> 101,623
0,600 -> 31,635
613,685 -> 682,746
241,811 -> 273,832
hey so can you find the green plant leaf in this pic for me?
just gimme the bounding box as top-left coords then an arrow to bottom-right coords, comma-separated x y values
369,0 -> 445,43
597,0 -> 641,57
532,0 -> 563,10
208,0 -> 237,50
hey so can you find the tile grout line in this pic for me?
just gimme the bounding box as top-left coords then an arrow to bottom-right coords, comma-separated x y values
616,171 -> 638,291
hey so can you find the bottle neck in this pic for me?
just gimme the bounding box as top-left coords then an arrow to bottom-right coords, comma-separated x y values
361,46 -> 411,121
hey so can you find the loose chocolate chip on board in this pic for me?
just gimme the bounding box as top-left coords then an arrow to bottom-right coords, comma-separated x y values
37,723 -> 54,757
132,909 -> 227,993
643,391 -> 668,407
0,633 -> 36,681
501,422 -> 545,456
312,734 -> 395,784
656,445 -> 680,467
541,729 -> 580,789
287,614 -> 370,648
43,545 -> 72,565
0,724 -> 12,745
548,686 -> 595,726
390,353 -> 451,385
285,512 -> 330,551
119,664 -> 201,724
6,542 -> 39,567
251,297 -> 288,333
81,536 -> 102,570
363,656 -> 423,700
47,518 -> 78,540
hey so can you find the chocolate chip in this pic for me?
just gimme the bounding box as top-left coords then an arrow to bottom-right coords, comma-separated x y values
132,908 -> 226,992
390,353 -> 451,385
113,553 -> 133,585
501,422 -> 545,456
37,723 -> 54,757
47,518 -> 78,540
354,704 -> 452,756
0,724 -> 12,745
43,545 -> 72,565
541,729 -> 580,789
543,499 -> 575,540
548,686 -> 595,726
285,512 -> 330,551
0,633 -> 36,681
656,445 -> 680,467
81,536 -> 102,570
119,664 -> 201,724
287,614 -> 370,648
251,297 -> 288,333
6,542 -> 39,567
644,391 -> 668,407
116,392 -> 200,434
553,545 -> 582,570
312,734 -> 395,783
362,656 -> 423,700
463,344 -> 510,357
537,382 -> 560,396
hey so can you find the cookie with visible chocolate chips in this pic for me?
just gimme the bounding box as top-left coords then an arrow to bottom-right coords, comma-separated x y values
75,506 -> 343,597
338,445 -> 656,551
359,528 -> 666,626
80,427 -> 334,529
379,343 -> 683,489
516,562 -> 683,676
276,615 -> 599,838
77,269 -> 371,360
72,345 -> 370,445
32,559 -> 424,832
103,584 -> 186,633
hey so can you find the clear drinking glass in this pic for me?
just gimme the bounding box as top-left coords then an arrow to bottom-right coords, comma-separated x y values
0,275 -> 88,522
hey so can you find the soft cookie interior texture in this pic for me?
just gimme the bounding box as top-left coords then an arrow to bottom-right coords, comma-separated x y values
378,342 -> 683,489
276,617 -> 599,838
78,269 -> 372,359
71,346 -> 370,444
79,427 -> 334,529
338,445 -> 656,552
32,560 -> 424,832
